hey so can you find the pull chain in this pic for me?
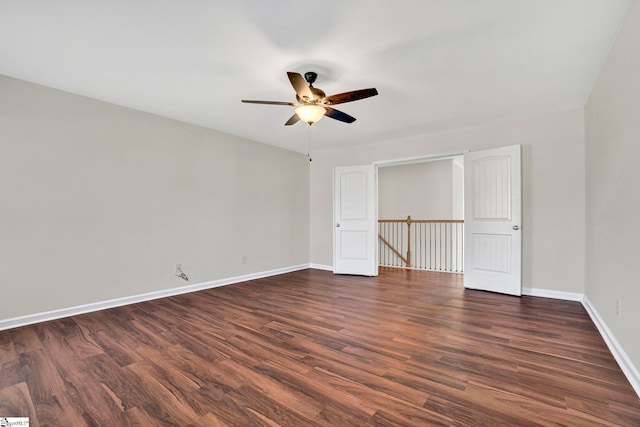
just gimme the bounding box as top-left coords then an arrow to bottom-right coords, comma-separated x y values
307,125 -> 312,162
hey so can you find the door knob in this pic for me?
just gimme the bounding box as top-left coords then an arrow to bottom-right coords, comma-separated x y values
513,225 -> 519,230
336,223 -> 341,228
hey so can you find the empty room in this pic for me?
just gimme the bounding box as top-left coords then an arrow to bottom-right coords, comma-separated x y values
1,1 -> 639,425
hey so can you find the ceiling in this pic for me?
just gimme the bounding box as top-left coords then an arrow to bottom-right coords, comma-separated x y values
0,0 -> 631,153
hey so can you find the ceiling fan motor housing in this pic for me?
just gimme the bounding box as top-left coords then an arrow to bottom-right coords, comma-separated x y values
304,71 -> 318,85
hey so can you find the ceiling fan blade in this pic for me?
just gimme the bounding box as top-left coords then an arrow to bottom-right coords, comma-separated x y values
323,88 -> 378,105
287,72 -> 313,100
241,100 -> 296,106
325,107 -> 356,123
284,113 -> 300,126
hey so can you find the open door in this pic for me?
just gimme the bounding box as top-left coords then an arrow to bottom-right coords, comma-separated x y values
333,165 -> 378,276
464,145 -> 522,295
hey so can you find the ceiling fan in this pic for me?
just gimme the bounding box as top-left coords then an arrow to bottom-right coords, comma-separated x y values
242,71 -> 378,126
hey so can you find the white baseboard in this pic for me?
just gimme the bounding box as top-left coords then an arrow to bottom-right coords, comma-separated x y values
0,264 -> 309,332
582,296 -> 640,398
522,287 -> 583,301
309,263 -> 333,271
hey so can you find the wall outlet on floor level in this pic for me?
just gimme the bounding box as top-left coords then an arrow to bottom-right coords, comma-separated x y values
241,255 -> 247,264
616,299 -> 621,317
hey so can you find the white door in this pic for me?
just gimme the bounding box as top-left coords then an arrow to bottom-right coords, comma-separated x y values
333,165 -> 378,276
464,145 -> 522,295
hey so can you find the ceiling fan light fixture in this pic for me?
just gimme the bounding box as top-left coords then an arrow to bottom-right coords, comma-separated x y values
295,105 -> 326,125
242,71 -> 378,126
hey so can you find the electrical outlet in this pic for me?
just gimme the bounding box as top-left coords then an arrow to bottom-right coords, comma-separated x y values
616,299 -> 621,317
241,255 -> 247,264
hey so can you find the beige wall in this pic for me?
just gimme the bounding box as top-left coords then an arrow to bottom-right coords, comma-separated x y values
452,159 -> 464,219
378,160 -> 458,220
310,108 -> 586,294
585,0 -> 640,373
0,75 -> 309,321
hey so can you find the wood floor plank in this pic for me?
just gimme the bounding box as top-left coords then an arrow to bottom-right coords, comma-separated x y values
308,365 -> 451,425
83,353 -> 148,412
258,358 -> 377,420
0,359 -> 23,389
8,327 -> 43,355
226,384 -> 323,427
216,358 -> 326,420
124,362 -> 201,426
0,267 -> 638,426
0,331 -> 17,365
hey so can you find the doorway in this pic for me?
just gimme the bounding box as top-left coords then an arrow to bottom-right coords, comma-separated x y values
377,155 -> 464,273
333,145 -> 522,296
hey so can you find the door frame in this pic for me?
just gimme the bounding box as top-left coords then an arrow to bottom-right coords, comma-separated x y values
372,151 -> 468,169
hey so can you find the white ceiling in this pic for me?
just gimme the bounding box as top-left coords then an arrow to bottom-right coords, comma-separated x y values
0,0 -> 631,153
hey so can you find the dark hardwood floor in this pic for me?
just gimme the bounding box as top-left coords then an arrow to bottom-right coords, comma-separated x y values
1,268 -> 639,426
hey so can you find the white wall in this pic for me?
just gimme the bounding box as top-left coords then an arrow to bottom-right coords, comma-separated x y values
310,108 -> 586,294
0,75 -> 310,321
585,0 -> 640,379
378,160 -> 455,220
452,159 -> 464,219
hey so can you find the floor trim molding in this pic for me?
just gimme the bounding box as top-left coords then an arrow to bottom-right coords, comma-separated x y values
0,264 -> 309,332
309,263 -> 333,271
521,287 -> 583,301
582,296 -> 640,398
